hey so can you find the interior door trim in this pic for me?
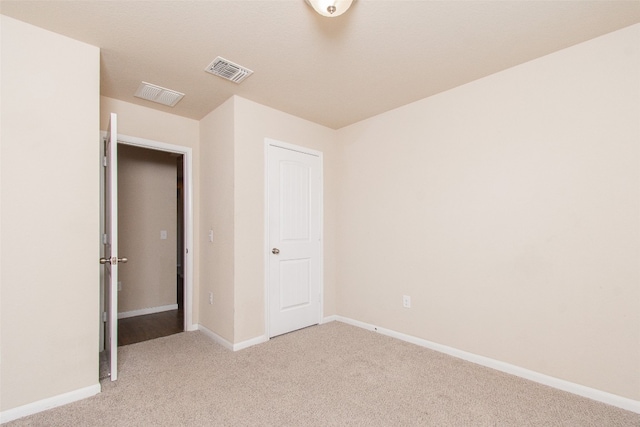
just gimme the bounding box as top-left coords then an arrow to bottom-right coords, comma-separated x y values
100,131 -> 196,332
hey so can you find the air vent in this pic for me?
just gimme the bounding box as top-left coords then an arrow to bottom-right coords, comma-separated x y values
134,82 -> 184,107
205,57 -> 253,84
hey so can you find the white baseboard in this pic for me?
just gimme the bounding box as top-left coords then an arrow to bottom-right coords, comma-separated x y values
332,316 -> 640,414
118,304 -> 178,319
321,314 -> 338,324
197,324 -> 234,351
197,324 -> 268,352
233,334 -> 269,351
0,383 -> 100,424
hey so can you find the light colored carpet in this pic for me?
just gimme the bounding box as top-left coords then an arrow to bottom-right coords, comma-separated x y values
7,322 -> 640,426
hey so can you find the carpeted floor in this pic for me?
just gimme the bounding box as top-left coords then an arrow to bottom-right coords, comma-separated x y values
6,322 -> 640,426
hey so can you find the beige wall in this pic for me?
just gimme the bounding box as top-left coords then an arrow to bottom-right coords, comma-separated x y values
100,96 -> 200,322
118,145 -> 177,312
199,97 -> 236,342
198,96 -> 339,344
335,24 -> 640,400
233,96 -> 338,342
0,16 -> 100,411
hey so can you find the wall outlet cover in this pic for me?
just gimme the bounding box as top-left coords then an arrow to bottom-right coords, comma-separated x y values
403,295 -> 411,308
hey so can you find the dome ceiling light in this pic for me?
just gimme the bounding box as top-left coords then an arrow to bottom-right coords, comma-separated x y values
304,0 -> 354,17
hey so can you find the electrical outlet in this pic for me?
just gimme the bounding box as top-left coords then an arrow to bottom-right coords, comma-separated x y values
208,291 -> 213,305
403,295 -> 411,308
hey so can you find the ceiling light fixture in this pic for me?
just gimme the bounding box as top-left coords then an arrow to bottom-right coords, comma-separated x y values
305,0 -> 354,17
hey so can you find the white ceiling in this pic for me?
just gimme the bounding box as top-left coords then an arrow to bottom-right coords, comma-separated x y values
2,1 -> 639,129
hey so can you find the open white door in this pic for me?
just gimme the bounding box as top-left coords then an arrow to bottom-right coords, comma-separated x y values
267,142 -> 322,337
101,113 -> 124,381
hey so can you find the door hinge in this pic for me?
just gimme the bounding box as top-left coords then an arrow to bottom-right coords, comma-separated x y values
102,311 -> 107,322
103,234 -> 108,244
103,156 -> 107,167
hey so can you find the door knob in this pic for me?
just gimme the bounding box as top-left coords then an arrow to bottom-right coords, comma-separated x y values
272,248 -> 280,255
99,257 -> 128,264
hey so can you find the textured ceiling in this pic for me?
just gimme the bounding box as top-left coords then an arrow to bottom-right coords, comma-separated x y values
2,1 -> 639,129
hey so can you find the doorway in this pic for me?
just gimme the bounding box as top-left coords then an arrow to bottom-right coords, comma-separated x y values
99,131 -> 194,366
116,145 -> 184,346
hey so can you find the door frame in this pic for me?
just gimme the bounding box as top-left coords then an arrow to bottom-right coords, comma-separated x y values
100,132 -> 196,343
263,138 -> 324,339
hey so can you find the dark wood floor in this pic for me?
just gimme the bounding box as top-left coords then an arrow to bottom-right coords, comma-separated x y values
118,309 -> 183,346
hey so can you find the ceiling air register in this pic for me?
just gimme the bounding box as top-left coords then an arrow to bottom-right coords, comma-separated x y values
134,82 -> 185,107
205,57 -> 253,84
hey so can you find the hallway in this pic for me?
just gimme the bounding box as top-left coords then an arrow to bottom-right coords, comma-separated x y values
118,309 -> 183,346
